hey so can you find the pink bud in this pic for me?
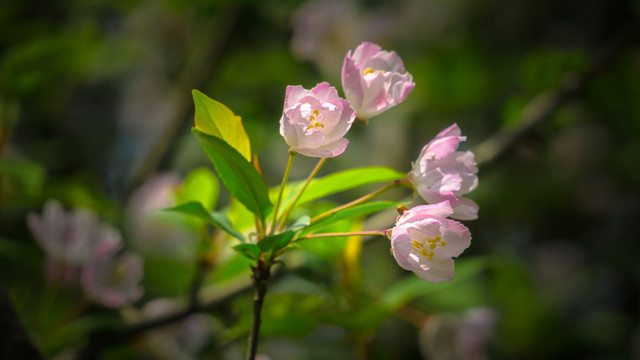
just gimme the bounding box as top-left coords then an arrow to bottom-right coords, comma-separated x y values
409,124 -> 479,220
341,42 -> 415,120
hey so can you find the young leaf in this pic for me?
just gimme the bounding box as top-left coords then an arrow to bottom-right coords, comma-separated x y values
258,231 -> 295,255
232,243 -> 261,261
192,90 -> 252,161
165,201 -> 245,242
175,167 -> 219,211
300,201 -> 397,236
294,167 -> 405,205
193,129 -> 273,219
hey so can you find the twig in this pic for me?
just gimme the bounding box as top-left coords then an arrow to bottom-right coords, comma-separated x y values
246,261 -> 271,360
125,3 -> 243,195
475,22 -> 639,168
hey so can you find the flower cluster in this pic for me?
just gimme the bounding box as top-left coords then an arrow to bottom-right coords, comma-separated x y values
279,42 -> 477,282
27,200 -> 143,307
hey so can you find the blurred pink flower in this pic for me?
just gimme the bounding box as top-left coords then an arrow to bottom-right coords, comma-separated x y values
27,200 -> 102,284
409,124 -> 479,220
420,307 -> 498,360
390,202 -> 471,283
82,229 -> 143,308
125,173 -> 195,259
279,82 -> 355,158
341,42 -> 415,121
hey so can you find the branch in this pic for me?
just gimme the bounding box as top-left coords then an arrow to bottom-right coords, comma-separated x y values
474,22 -> 639,168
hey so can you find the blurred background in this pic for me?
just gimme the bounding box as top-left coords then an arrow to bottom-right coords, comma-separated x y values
2,0 -> 640,359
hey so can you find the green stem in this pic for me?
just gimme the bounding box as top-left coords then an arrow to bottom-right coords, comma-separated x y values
277,157 -> 327,231
310,178 -> 406,224
296,230 -> 388,242
270,152 -> 295,236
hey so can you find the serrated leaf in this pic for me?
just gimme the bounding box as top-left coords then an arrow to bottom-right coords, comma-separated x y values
293,167 -> 405,206
165,201 -> 245,242
232,243 -> 261,261
193,129 -> 272,220
193,90 -> 252,161
300,201 -> 397,236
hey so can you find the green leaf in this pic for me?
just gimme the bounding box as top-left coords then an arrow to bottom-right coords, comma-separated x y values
258,231 -> 295,257
192,90 -> 252,161
300,201 -> 397,236
293,167 -> 405,206
232,243 -> 261,261
381,256 -> 488,310
193,128 -> 272,219
175,167 -> 219,211
165,201 -> 245,242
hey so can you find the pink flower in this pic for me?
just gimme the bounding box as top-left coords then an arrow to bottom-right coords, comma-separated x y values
341,42 -> 415,121
82,229 -> 144,308
409,124 -> 479,220
27,200 -> 99,265
27,200 -> 102,284
280,82 -> 355,157
390,202 -> 471,283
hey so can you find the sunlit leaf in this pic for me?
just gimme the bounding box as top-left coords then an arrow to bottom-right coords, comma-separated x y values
381,256 -> 488,310
175,167 -> 219,211
193,128 -> 272,219
164,201 -> 245,242
300,201 -> 397,236
192,90 -> 252,161
293,167 -> 405,206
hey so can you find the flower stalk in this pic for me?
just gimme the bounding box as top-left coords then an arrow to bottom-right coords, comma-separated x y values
270,152 -> 295,236
310,177 -> 409,224
277,157 -> 327,231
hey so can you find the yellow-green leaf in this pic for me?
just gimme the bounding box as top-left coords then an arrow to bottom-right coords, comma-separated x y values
192,89 -> 252,161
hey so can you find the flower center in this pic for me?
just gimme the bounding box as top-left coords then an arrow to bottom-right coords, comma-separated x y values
305,109 -> 324,130
411,236 -> 446,260
363,67 -> 386,75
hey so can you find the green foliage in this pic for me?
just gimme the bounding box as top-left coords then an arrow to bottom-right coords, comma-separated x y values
165,201 -> 245,242
232,243 -> 262,261
291,166 -> 405,206
300,201 -> 397,236
175,167 -> 220,211
192,90 -> 252,161
193,128 -> 273,220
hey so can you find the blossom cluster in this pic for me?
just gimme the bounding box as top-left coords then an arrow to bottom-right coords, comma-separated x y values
279,42 -> 478,282
27,200 -> 143,307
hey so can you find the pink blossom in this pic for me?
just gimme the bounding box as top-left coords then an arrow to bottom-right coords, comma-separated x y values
27,200 -> 99,265
409,124 -> 479,220
82,229 -> 143,308
280,82 -> 355,157
420,307 -> 498,360
341,42 -> 415,121
27,200 -> 102,284
390,202 -> 471,283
